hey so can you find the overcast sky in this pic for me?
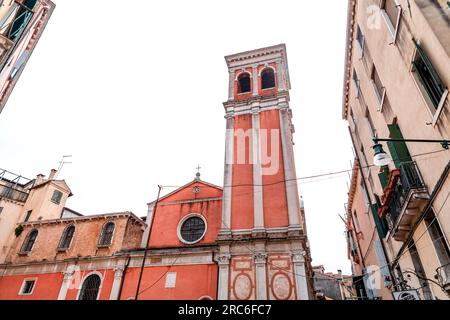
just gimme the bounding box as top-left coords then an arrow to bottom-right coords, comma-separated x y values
0,0 -> 354,274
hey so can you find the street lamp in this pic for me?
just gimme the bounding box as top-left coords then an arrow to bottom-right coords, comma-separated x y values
371,137 -> 449,167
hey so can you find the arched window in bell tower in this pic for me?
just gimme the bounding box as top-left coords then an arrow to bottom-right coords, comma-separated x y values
261,68 -> 275,89
237,72 -> 251,93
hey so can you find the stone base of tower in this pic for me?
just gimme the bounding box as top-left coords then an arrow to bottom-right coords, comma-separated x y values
216,235 -> 314,300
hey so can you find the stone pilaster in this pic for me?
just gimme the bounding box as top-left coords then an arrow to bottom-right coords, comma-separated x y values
109,266 -> 125,300
217,254 -> 231,300
252,107 -> 265,232
278,105 -> 301,231
291,250 -> 309,300
57,269 -> 75,300
220,114 -> 234,238
254,253 -> 268,300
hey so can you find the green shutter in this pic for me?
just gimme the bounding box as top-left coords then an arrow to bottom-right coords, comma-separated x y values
371,203 -> 387,238
378,167 -> 390,189
387,124 -> 411,168
413,39 -> 446,96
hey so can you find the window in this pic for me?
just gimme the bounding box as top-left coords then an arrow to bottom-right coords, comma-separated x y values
353,211 -> 361,232
365,108 -> 376,137
237,73 -> 251,94
0,207 -> 3,215
178,215 -> 206,244
51,190 -> 63,204
98,222 -> 115,246
24,210 -> 32,222
58,225 -> 75,250
352,69 -> 360,97
424,209 -> 450,267
371,66 -> 386,109
20,229 -> 38,253
411,40 -> 448,125
78,274 -> 101,300
19,279 -> 36,295
356,25 -> 365,57
380,0 -> 402,42
261,68 -> 275,89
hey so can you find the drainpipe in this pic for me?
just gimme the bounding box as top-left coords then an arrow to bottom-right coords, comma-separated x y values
347,127 -> 396,288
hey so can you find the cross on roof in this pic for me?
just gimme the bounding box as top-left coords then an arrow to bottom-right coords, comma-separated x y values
195,165 -> 201,180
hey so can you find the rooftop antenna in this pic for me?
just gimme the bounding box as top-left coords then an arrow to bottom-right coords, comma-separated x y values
55,155 -> 72,179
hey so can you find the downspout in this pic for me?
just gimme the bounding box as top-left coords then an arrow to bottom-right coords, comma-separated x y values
347,126 -> 395,286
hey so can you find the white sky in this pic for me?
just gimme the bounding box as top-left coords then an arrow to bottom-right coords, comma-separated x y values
0,0 -> 354,274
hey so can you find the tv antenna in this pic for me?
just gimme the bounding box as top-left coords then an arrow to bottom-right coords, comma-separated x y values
55,155 -> 72,179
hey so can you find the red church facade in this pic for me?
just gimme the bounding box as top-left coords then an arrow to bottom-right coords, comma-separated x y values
0,44 -> 314,300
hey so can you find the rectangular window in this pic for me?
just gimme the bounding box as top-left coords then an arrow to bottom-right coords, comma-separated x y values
51,190 -> 63,204
24,210 -> 32,222
411,40 -> 448,125
356,25 -> 365,57
350,108 -> 357,131
365,108 -> 376,137
0,207 -> 3,215
380,0 -> 402,43
424,209 -> 450,267
353,211 -> 361,233
371,66 -> 386,110
353,69 -> 360,97
19,279 -> 36,295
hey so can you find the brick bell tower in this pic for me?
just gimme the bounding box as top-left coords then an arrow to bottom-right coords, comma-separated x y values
217,44 -> 313,300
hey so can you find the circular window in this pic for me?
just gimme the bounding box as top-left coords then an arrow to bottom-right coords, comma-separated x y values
178,214 -> 207,244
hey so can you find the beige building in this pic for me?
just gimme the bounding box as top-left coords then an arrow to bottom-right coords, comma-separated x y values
0,168 -> 72,263
343,0 -> 450,299
0,0 -> 55,114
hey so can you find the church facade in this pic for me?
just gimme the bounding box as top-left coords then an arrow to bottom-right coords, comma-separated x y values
0,44 -> 314,300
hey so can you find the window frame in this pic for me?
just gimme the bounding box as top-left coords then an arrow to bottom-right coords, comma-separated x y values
57,224 -> 75,251
410,44 -> 448,127
379,0 -> 402,44
19,278 -> 37,296
77,272 -> 102,300
51,189 -> 63,205
97,221 -> 115,247
19,228 -> 38,254
177,213 -> 207,245
370,66 -> 386,111
236,72 -> 252,95
260,67 -> 276,90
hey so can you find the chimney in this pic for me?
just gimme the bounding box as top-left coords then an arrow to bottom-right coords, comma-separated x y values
35,174 -> 45,185
48,169 -> 57,180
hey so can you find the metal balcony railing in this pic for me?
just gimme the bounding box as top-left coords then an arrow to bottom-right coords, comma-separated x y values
385,161 -> 425,231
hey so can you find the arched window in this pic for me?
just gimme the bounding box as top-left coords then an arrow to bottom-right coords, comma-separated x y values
98,222 -> 115,246
237,73 -> 251,93
78,274 -> 101,300
261,68 -> 275,89
58,225 -> 75,250
20,229 -> 38,253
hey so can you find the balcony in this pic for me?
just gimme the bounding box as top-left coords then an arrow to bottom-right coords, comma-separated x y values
379,161 -> 428,241
436,263 -> 450,295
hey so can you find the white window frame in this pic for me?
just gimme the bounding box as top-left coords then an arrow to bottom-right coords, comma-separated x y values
76,271 -> 103,300
177,213 -> 207,245
410,48 -> 449,127
370,68 -> 386,112
379,0 -> 402,44
19,278 -> 37,295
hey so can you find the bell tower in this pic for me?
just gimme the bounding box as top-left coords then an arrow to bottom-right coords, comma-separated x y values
217,44 -> 313,300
